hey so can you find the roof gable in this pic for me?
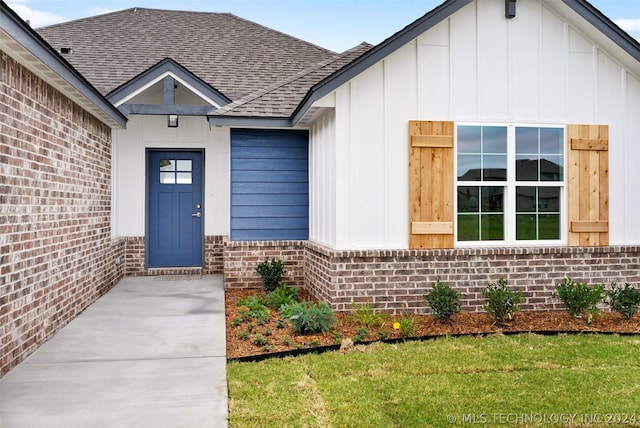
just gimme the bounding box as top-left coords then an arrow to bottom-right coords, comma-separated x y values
107,58 -> 231,113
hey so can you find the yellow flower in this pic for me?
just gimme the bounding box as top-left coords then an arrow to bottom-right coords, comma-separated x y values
393,322 -> 400,330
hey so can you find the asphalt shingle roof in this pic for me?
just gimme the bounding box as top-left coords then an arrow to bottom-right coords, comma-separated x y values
212,42 -> 373,118
36,8 -> 337,101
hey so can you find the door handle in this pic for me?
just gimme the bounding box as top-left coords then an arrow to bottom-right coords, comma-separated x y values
192,212 -> 201,218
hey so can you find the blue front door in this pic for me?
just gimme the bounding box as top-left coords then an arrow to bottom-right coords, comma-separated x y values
147,150 -> 203,267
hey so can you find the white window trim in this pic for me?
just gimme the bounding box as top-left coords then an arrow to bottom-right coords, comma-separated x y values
454,123 -> 567,247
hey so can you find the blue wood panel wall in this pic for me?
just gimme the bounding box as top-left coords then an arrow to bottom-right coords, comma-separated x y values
230,129 -> 309,241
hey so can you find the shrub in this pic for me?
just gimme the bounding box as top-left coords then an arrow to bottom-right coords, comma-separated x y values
483,278 -> 523,322
424,279 -> 461,321
283,301 -> 336,334
255,259 -> 286,292
264,284 -> 298,310
553,278 -> 605,319
350,302 -> 387,328
607,283 -> 640,319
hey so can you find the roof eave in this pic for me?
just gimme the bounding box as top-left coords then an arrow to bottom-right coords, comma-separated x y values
0,2 -> 127,128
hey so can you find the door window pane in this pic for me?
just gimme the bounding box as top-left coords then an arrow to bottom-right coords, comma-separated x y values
159,159 -> 193,184
160,160 -> 175,171
176,160 -> 192,171
160,172 -> 175,184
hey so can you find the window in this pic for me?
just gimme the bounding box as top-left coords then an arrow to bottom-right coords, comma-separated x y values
456,125 -> 564,244
159,159 -> 192,184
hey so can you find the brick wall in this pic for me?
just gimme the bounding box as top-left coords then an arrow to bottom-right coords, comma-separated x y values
0,52 -> 124,375
304,242 -> 640,314
121,235 -> 224,276
224,240 -> 305,289
205,235 -> 224,273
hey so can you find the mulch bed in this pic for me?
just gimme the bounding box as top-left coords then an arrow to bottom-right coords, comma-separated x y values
225,288 -> 640,360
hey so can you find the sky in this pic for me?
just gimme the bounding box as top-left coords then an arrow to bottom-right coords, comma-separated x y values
6,0 -> 640,53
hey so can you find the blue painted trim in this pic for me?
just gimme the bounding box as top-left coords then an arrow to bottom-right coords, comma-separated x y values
0,2 -> 127,128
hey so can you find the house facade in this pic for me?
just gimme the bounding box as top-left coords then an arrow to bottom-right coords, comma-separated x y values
3,0 -> 640,373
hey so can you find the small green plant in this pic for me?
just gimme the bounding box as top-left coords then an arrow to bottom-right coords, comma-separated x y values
252,333 -> 268,346
377,330 -> 390,340
236,294 -> 270,324
553,278 -> 605,322
284,301 -> 336,334
397,316 -> 417,337
265,285 -> 299,310
424,279 -> 461,321
264,327 -> 273,337
309,338 -> 321,347
352,328 -> 369,344
255,258 -> 286,292
350,302 -> 387,328
238,330 -> 250,340
275,319 -> 287,329
332,331 -> 342,344
483,278 -> 523,322
608,283 -> 640,319
282,335 -> 291,346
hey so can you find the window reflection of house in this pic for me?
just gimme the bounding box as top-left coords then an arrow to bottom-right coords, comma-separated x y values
459,158 -> 562,182
516,187 -> 560,211
516,158 -> 563,181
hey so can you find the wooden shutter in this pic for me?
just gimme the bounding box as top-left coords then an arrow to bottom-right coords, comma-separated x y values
409,121 -> 454,249
567,124 -> 609,246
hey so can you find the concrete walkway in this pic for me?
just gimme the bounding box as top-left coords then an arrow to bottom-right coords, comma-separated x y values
0,275 -> 228,428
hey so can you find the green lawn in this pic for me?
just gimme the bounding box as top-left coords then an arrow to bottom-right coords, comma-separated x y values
227,334 -> 640,427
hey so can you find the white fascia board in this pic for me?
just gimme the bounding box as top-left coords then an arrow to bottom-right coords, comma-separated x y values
113,71 -> 222,109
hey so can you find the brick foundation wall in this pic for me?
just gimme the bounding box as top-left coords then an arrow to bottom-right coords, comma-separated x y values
121,235 -> 224,276
0,53 -> 123,375
304,242 -> 640,314
223,240 -> 306,289
205,235 -> 224,273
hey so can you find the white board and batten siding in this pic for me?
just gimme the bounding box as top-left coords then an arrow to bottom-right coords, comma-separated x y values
309,0 -> 640,250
